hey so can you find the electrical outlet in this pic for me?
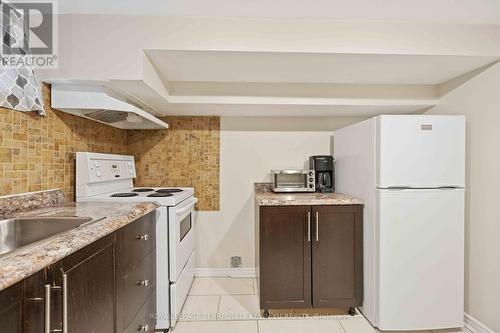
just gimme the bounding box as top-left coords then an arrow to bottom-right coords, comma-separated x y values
231,256 -> 242,268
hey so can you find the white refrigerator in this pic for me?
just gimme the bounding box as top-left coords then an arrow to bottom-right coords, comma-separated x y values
334,115 -> 465,331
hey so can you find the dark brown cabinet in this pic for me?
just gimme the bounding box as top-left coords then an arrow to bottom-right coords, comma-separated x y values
23,263 -> 63,333
311,206 -> 363,308
22,271 -> 46,333
0,236 -> 116,333
257,204 -> 363,315
259,206 -> 312,309
2,268 -> 61,333
0,210 -> 156,333
0,282 -> 23,333
61,233 -> 116,333
116,212 -> 156,333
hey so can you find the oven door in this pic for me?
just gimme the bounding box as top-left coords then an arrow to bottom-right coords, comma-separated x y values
169,197 -> 197,282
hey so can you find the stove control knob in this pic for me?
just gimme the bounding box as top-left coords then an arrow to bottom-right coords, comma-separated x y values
95,170 -> 102,177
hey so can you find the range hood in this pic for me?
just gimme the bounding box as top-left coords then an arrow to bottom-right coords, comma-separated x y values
50,83 -> 168,129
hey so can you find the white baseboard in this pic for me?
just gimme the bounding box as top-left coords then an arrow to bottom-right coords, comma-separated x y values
464,313 -> 494,333
194,268 -> 256,278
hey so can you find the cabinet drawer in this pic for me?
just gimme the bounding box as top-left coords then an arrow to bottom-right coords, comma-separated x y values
124,294 -> 156,333
121,251 -> 156,328
120,211 -> 155,271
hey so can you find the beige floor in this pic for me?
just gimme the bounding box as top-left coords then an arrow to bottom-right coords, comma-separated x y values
172,277 -> 469,333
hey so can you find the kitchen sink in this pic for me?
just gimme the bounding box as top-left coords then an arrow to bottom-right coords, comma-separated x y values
0,216 -> 94,256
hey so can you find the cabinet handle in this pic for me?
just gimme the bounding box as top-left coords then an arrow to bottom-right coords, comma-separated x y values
137,279 -> 149,287
315,212 -> 319,242
44,284 -> 51,333
307,212 -> 311,242
62,274 -> 68,333
37,284 -> 62,333
137,234 -> 149,241
138,324 -> 150,331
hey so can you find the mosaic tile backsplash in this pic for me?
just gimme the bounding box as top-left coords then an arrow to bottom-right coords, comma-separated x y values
0,84 -> 127,200
127,117 -> 220,211
0,84 -> 221,210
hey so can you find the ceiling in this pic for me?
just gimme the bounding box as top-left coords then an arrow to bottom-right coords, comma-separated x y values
98,48 -> 498,117
146,50 -> 498,85
52,1 -> 500,117
147,103 -> 436,117
59,0 -> 500,24
105,78 -> 439,117
111,87 -> 437,116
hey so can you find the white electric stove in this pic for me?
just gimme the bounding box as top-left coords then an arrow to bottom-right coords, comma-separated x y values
75,152 -> 196,330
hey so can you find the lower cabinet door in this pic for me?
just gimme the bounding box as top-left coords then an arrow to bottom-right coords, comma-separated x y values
0,282 -> 23,333
259,206 -> 312,309
22,263 -> 64,333
62,236 -> 116,333
23,268 -> 50,333
311,205 -> 363,307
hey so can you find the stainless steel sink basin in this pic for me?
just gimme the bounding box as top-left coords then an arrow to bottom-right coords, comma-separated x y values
0,216 -> 94,256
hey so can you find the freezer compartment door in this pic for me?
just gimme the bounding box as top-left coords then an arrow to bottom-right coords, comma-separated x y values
377,115 -> 465,188
376,189 -> 464,330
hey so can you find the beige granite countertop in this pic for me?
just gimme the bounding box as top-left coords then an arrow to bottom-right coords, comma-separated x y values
0,201 -> 159,291
255,183 -> 363,206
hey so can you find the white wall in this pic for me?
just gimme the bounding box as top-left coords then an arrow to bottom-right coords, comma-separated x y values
195,116 -> 364,269
426,62 -> 500,332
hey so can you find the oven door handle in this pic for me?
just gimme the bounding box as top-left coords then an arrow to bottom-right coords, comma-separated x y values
176,197 -> 198,215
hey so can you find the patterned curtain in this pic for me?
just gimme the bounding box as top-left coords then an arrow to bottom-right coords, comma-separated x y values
0,2 -> 45,114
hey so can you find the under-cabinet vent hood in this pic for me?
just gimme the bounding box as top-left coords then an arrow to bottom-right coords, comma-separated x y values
50,83 -> 168,129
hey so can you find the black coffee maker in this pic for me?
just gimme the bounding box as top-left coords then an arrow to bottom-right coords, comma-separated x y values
309,155 -> 335,192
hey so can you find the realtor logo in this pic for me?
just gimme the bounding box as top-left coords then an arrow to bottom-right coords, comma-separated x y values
1,0 -> 58,68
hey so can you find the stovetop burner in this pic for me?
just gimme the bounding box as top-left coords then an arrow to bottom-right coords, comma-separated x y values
147,192 -> 173,197
156,188 -> 183,193
110,193 -> 139,197
132,188 -> 155,192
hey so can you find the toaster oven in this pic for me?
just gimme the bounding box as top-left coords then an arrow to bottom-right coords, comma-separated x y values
271,169 -> 316,192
